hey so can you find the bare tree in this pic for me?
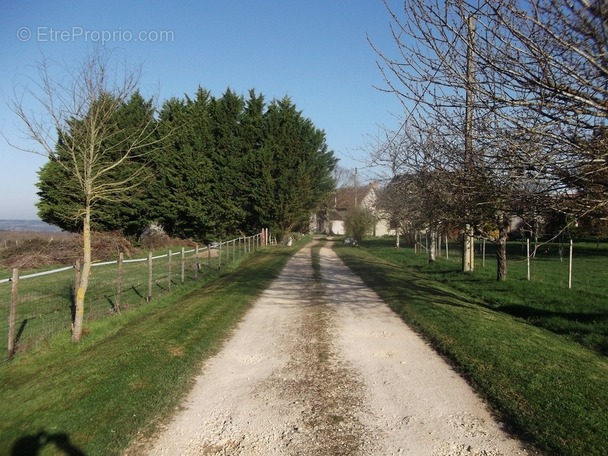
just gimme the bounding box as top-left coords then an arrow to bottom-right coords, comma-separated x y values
8,49 -> 160,341
374,118 -> 461,263
371,0 -> 490,271
371,0 -> 608,280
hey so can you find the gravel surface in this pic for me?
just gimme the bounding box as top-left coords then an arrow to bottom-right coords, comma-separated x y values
133,242 -> 530,455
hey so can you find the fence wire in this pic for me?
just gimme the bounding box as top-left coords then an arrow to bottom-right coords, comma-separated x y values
1,234 -> 263,361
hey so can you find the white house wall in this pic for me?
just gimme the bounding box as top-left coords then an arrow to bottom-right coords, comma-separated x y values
331,220 -> 345,235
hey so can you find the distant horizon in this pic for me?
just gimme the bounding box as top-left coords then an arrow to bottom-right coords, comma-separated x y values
0,217 -> 42,225
0,219 -> 61,232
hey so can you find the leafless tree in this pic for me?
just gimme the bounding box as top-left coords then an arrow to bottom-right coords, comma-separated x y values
372,0 -> 608,280
374,118 -> 461,262
8,49 -> 161,341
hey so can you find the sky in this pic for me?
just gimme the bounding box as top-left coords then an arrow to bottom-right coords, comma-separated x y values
0,0 -> 405,220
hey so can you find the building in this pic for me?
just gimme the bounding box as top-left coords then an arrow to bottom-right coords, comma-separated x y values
313,182 -> 392,236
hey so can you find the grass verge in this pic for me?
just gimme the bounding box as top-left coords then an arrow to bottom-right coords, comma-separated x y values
375,239 -> 608,356
0,242 -> 302,456
334,242 -> 608,456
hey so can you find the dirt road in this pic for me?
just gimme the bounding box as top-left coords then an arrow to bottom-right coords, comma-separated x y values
140,242 -> 529,455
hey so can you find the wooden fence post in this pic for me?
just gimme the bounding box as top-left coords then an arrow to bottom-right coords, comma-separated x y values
168,250 -> 172,291
437,233 -> 441,256
207,244 -> 211,269
116,252 -> 123,313
218,241 -> 222,270
147,252 -> 153,303
568,239 -> 573,289
526,239 -> 531,281
195,245 -> 199,279
8,268 -> 18,359
181,247 -> 185,284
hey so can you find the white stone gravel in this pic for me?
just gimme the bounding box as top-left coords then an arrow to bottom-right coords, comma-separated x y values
130,242 -> 531,456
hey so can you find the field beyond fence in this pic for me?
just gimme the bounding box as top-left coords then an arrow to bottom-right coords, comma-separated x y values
369,235 -> 608,357
1,233 -> 265,361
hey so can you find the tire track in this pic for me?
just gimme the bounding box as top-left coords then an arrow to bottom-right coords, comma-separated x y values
135,242 -> 530,456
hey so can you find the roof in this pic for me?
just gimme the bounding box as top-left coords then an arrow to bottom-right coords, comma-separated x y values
332,183 -> 377,210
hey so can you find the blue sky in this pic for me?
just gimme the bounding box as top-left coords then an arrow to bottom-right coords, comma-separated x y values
0,0 -> 404,219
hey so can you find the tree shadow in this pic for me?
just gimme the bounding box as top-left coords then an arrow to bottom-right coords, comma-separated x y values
11,431 -> 85,455
498,304 -> 608,324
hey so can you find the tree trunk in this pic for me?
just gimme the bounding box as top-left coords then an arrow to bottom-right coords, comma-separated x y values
496,216 -> 510,281
462,224 -> 475,272
428,228 -> 437,263
72,206 -> 91,342
496,237 -> 507,281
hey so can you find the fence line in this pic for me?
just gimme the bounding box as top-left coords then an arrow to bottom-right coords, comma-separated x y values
1,231 -> 268,361
0,235 -> 262,284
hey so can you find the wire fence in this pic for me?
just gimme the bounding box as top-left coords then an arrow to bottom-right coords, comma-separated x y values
1,232 -> 266,361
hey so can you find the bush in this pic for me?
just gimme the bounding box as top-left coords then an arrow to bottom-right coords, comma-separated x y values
343,207 -> 376,242
0,231 -> 137,268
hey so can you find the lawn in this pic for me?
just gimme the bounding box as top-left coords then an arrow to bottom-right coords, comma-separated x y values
334,239 -> 608,456
365,238 -> 608,356
0,241 -> 302,456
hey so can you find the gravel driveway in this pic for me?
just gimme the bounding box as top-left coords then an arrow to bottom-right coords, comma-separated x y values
138,242 -> 530,455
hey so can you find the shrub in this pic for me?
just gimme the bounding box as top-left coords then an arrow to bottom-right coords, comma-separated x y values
343,207 -> 376,242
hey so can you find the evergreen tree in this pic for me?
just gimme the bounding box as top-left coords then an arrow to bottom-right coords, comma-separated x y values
240,89 -> 267,233
256,97 -> 337,234
95,91 -> 157,235
36,91 -> 157,235
147,88 -> 215,238
208,89 -> 248,237
36,142 -> 83,232
37,85 -> 337,241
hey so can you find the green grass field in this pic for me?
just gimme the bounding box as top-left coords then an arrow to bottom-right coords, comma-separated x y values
0,243 -> 246,359
367,238 -> 608,356
2,236 -> 606,455
335,238 -> 608,456
0,242 -> 302,456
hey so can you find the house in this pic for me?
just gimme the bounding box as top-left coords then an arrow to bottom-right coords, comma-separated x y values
312,182 -> 393,236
